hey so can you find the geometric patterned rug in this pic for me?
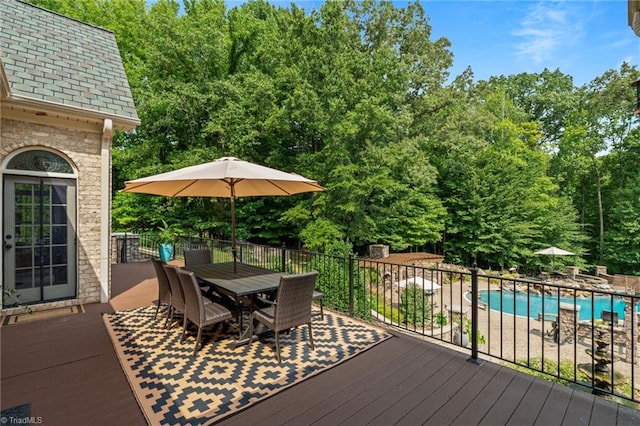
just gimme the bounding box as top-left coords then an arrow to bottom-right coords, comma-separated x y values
103,305 -> 391,425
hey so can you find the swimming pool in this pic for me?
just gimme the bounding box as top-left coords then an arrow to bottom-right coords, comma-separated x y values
478,289 -> 633,321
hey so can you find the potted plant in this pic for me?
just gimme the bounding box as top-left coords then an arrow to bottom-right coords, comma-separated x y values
157,220 -> 182,262
454,315 -> 486,347
454,317 -> 470,347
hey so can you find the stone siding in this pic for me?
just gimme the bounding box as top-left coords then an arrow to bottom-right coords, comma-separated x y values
1,118 -> 105,306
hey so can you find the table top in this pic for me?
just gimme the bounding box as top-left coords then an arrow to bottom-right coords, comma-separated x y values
185,262 -> 283,297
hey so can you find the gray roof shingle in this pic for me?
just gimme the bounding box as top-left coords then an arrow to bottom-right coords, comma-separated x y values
1,0 -> 138,122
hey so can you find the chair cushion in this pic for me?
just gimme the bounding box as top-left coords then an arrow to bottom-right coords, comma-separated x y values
254,306 -> 275,325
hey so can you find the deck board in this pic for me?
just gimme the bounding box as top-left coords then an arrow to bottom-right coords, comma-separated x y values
477,371 -> 535,425
328,347 -> 451,424
374,355 -> 481,425
562,390 -> 596,426
430,364 -> 508,424
312,341 -> 451,425
534,383 -> 573,426
1,260 -> 638,426
446,365 -> 518,425
507,375 -> 553,425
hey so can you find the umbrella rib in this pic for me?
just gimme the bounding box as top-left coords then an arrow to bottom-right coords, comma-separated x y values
170,180 -> 200,197
265,180 -> 294,195
264,179 -> 324,195
174,177 -> 236,197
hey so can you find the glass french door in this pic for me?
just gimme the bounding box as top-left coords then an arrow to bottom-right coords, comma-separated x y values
3,175 -> 77,305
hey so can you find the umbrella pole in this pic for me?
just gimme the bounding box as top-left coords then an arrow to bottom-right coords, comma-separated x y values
231,188 -> 237,273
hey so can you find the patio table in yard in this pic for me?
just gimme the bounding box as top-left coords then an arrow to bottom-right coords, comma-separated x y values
184,262 -> 283,346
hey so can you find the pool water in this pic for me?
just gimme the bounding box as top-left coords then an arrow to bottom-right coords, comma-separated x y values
478,289 -> 632,321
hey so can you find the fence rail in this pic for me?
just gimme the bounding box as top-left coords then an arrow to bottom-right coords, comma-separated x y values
112,233 -> 640,404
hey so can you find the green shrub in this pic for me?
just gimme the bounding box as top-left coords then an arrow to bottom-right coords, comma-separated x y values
400,285 -> 431,327
434,311 -> 448,326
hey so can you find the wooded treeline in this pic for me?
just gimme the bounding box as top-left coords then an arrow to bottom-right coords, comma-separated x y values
31,0 -> 640,275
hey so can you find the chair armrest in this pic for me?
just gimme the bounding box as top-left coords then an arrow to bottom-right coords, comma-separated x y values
255,295 -> 276,306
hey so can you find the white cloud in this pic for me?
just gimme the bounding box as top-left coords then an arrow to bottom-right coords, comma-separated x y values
512,1 -> 584,64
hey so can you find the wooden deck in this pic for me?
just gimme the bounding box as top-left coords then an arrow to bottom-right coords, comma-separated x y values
2,261 -> 639,425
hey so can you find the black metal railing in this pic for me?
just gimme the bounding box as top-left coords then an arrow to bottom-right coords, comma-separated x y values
113,233 -> 639,404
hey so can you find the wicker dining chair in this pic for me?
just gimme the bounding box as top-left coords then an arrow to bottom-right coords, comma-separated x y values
151,258 -> 172,325
163,264 -> 186,330
184,249 -> 212,267
183,248 -> 224,301
248,271 -> 318,363
176,268 -> 234,355
312,290 -> 324,320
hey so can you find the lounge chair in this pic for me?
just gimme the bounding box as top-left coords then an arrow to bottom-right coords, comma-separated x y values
176,269 -> 234,355
601,310 -> 619,325
249,271 -> 318,362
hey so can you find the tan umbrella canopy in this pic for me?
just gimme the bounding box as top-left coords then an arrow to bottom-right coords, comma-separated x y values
122,157 -> 325,271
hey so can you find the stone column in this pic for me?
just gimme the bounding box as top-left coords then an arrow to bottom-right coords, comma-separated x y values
594,265 -> 608,277
558,302 -> 581,344
566,266 -> 579,280
623,297 -> 639,364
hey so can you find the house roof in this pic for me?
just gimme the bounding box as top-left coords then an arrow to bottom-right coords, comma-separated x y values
380,252 -> 444,264
0,0 -> 139,129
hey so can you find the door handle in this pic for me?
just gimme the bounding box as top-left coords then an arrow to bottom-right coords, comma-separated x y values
4,243 -> 12,249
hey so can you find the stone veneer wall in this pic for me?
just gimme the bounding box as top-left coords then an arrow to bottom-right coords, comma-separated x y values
1,118 -> 106,309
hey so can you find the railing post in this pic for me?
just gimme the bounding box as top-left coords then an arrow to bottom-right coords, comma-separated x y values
122,233 -> 128,263
468,263 -> 481,365
349,251 -> 354,317
281,243 -> 286,272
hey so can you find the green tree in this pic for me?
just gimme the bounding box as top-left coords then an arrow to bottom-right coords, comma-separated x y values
552,63 -> 639,265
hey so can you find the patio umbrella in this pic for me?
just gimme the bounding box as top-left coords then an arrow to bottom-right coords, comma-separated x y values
122,157 -> 325,271
534,246 -> 574,273
396,277 -> 441,294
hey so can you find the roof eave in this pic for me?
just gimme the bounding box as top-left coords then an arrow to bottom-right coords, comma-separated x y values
3,94 -> 140,131
0,60 -> 11,99
629,0 -> 640,25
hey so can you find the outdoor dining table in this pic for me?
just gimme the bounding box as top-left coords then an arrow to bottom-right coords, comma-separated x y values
184,261 -> 283,345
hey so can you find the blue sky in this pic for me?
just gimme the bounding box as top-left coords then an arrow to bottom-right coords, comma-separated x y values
223,0 -> 639,87
419,0 -> 637,86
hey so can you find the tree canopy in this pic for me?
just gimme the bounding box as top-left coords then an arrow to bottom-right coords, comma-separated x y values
29,0 -> 640,275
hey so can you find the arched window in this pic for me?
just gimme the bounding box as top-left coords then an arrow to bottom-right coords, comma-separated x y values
6,150 -> 73,174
